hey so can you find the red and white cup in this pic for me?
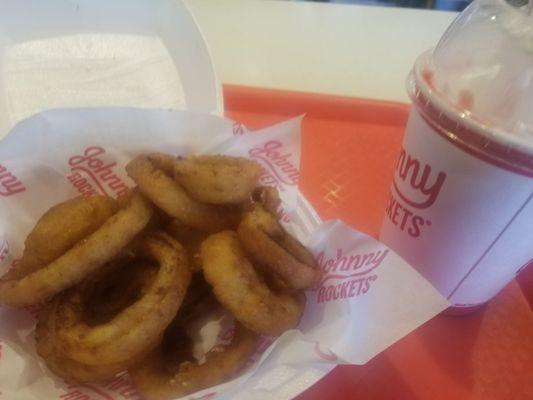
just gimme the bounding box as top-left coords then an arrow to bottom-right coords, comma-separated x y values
380,51 -> 533,313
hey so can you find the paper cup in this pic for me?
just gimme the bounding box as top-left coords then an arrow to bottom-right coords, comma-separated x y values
380,51 -> 533,311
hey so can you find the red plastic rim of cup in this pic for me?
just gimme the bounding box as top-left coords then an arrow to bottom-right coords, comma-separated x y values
408,51 -> 533,177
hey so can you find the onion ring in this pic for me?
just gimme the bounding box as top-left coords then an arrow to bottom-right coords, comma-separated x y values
0,192 -> 153,307
126,154 -> 239,233
35,258 -> 160,382
36,300 -> 149,383
200,231 -> 304,336
48,232 -> 191,367
174,155 -> 262,204
238,205 -> 319,291
129,322 -> 259,400
5,195 -> 118,280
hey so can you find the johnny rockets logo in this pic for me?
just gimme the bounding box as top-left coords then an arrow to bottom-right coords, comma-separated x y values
249,140 -> 299,192
385,147 -> 446,238
60,374 -> 141,400
66,147 -> 129,198
59,367 -> 216,400
315,248 -> 387,303
0,163 -> 26,196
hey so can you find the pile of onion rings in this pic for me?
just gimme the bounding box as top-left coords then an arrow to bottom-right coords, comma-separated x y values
0,153 -> 319,399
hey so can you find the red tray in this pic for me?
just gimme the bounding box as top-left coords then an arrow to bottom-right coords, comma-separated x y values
224,85 -> 533,400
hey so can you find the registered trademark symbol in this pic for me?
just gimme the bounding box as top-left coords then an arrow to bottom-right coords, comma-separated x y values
426,220 -> 432,226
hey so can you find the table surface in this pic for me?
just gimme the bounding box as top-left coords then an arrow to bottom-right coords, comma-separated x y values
225,85 -> 533,400
187,0 -> 458,103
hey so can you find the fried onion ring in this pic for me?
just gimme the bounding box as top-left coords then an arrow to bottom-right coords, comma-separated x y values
129,322 -> 259,400
47,233 -> 191,367
36,300 -> 149,382
238,206 -> 319,291
35,257 -> 162,382
200,231 -> 303,336
174,155 -> 262,204
5,195 -> 118,280
0,192 -> 153,307
126,154 -> 238,233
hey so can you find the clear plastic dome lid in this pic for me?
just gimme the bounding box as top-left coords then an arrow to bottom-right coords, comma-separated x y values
418,0 -> 533,143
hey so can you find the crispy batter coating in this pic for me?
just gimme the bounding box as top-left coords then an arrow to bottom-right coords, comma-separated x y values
0,192 -> 153,307
126,154 -> 239,233
200,231 -> 304,336
238,206 -> 319,291
7,195 -> 118,280
174,155 -> 262,205
129,322 -> 259,400
36,300 -> 149,382
36,233 -> 191,382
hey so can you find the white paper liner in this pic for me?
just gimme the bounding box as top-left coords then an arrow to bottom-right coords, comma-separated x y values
0,108 -> 449,400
